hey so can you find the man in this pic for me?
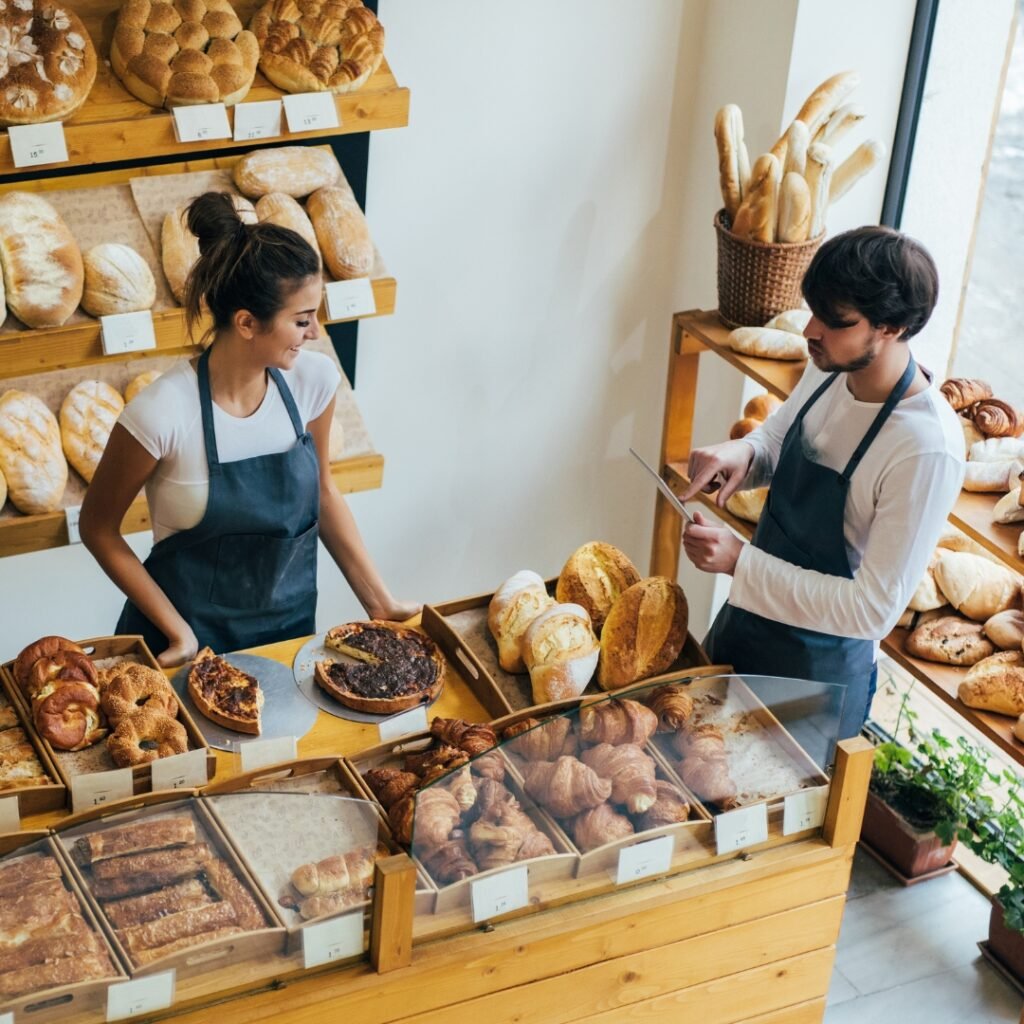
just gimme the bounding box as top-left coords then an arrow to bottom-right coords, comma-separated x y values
681,226 -> 965,739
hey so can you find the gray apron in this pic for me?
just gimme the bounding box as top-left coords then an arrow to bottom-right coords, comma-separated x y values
704,355 -> 917,739
117,349 -> 320,653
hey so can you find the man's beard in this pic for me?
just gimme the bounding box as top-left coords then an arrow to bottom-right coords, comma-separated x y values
811,338 -> 877,373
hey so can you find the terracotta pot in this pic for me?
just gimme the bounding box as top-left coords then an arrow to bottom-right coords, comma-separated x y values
860,790 -> 957,878
988,901 -> 1024,982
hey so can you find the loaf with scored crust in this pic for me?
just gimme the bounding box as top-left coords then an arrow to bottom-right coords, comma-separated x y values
234,147 -> 340,199
307,185 -> 374,280
82,243 -> 156,317
0,390 -> 67,514
59,380 -> 124,483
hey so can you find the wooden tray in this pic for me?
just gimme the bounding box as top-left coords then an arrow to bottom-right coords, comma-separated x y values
423,579 -> 715,713
0,671 -> 67,817
3,636 -> 215,808
0,835 -> 128,1021
54,793 -> 287,980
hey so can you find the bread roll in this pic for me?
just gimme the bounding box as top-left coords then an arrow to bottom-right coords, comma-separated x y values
830,140 -> 886,203
0,390 -> 67,514
992,489 -> 1024,525
521,603 -> 599,704
59,381 -> 124,484
727,327 -> 807,361
908,564 -> 945,613
714,105 -> 745,220
729,417 -> 762,440
743,393 -> 783,420
307,187 -> 374,280
777,171 -> 811,243
487,571 -> 554,673
234,148 -> 341,199
904,615 -> 995,666
598,577 -> 688,690
983,609 -> 1024,650
82,243 -> 156,317
963,460 -> 1024,493
958,651 -> 1024,716
764,309 -> 811,335
0,192 -> 84,328
970,437 -> 1024,463
933,551 -> 1021,621
805,142 -> 834,239
813,103 -> 865,146
555,541 -> 641,634
935,525 -> 1005,565
255,193 -> 320,262
782,120 -> 810,176
726,487 -> 768,524
124,371 -> 161,404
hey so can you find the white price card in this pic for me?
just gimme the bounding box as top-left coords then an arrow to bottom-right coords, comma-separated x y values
714,802 -> 769,855
471,864 -> 528,923
0,795 -> 20,834
302,911 -> 363,969
239,734 -> 297,772
8,121 -> 69,168
151,747 -> 208,792
377,704 -> 428,743
172,102 -> 231,144
615,834 -> 674,885
324,278 -> 377,320
233,99 -> 283,142
1,1011 -> 14,1024
65,505 -> 83,545
71,768 -> 134,813
100,310 -> 157,356
106,970 -> 175,1021
783,786 -> 829,836
283,92 -> 340,133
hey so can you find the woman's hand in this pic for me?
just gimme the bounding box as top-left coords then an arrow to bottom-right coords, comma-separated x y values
682,510 -> 744,575
157,627 -> 199,669
367,599 -> 423,624
682,440 -> 755,506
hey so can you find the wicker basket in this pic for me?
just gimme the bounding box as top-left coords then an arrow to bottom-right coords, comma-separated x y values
714,210 -> 822,328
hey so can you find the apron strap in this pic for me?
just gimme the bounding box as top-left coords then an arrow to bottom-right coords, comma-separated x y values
795,372 -> 840,423
268,367 -> 306,440
840,354 -> 917,482
196,348 -> 220,471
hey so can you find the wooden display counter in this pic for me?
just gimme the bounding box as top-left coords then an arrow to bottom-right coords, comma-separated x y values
16,634 -> 871,1024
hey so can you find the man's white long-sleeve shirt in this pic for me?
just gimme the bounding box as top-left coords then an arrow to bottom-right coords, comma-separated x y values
729,358 -> 965,644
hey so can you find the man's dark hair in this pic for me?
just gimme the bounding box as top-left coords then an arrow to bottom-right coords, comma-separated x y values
801,225 -> 939,340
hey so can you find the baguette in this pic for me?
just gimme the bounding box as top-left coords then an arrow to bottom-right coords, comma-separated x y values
74,816 -> 196,864
133,927 -> 243,966
805,142 -> 834,239
714,104 -> 745,220
745,153 -> 781,243
782,120 -> 810,176
777,171 -> 812,243
830,140 -> 886,203
813,103 -> 866,146
771,70 -> 861,163
119,900 -> 238,955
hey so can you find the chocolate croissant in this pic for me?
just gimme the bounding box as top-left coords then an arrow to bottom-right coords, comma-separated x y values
579,699 -> 658,747
971,398 -> 1024,438
940,377 -> 993,411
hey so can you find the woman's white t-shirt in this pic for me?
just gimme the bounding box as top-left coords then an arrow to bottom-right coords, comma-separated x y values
119,350 -> 340,542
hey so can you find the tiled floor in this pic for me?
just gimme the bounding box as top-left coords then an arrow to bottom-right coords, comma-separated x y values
826,849 -> 1023,1023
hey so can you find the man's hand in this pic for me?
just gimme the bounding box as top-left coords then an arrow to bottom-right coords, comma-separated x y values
682,440 -> 755,507
682,510 -> 744,575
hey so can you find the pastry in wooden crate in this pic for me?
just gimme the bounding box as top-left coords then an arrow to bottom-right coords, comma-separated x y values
249,0 -> 385,95
0,4 -> 98,127
110,0 -> 260,109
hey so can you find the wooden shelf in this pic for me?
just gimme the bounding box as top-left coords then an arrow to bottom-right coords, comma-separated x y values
0,2 -> 409,179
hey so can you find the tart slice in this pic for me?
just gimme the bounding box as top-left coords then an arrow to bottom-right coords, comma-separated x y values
187,648 -> 264,735
315,622 -> 444,714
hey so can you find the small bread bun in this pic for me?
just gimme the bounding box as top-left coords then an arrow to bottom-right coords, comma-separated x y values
729,417 -> 762,440
983,609 -> 1024,651
742,393 -> 783,421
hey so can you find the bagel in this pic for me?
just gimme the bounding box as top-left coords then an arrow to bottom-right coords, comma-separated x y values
108,709 -> 188,767
33,681 -> 106,752
101,664 -> 178,727
13,635 -> 85,691
26,650 -> 98,701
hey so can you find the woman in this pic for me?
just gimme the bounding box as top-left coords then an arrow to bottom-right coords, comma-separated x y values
81,192 -> 416,667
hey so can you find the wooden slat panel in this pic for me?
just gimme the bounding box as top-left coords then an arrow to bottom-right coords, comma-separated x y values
739,999 -> 827,1024
396,898 -> 844,1024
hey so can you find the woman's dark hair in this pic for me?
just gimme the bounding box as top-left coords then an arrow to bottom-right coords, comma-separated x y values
801,225 -> 939,340
183,191 -> 320,345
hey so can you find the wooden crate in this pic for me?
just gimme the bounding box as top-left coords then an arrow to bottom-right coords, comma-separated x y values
3,636 -> 215,808
0,834 -> 128,1021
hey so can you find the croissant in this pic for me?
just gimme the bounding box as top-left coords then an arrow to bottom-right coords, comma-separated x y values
673,723 -> 726,760
363,768 -> 419,809
470,820 -> 526,870
518,827 -> 557,860
679,756 -> 738,809
469,751 -> 507,782
523,756 -> 612,818
571,803 -> 634,852
473,778 -> 515,820
580,743 -> 658,813
392,787 -> 462,849
646,685 -> 695,733
503,716 -> 577,761
404,744 -> 469,780
430,718 -> 497,756
971,398 -> 1024,439
446,767 -> 477,812
635,780 -> 691,830
579,700 -> 658,747
421,834 -> 478,883
940,377 -> 993,411
388,795 -> 416,846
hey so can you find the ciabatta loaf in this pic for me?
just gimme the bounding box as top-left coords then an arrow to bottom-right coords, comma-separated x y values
234,148 -> 340,199
727,326 -> 807,361
82,244 -> 156,317
0,390 -> 67,514
521,603 -> 599,704
59,381 -> 124,484
764,309 -> 811,335
932,551 -> 1021,621
487,570 -> 554,673
0,192 -> 83,328
307,186 -> 374,280
958,651 -> 1024,716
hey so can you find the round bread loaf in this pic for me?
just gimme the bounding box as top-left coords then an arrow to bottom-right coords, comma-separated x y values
729,416 -> 762,440
307,185 -> 374,280
521,603 -> 599,704
124,370 -> 162,404
249,0 -> 384,95
59,380 -> 125,484
725,486 -> 768,524
110,0 -> 259,108
0,191 -> 84,328
743,393 -> 782,420
556,542 -> 640,634
82,243 -> 157,317
0,389 -> 67,514
598,577 -> 688,690
235,148 -> 340,199
0,4 -> 98,127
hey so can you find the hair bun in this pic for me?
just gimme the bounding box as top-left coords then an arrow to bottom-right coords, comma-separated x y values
186,192 -> 258,256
